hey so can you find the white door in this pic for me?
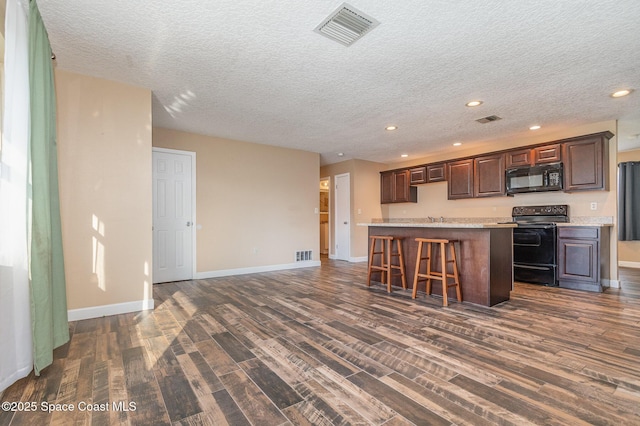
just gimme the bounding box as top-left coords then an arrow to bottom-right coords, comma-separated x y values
335,173 -> 350,261
153,149 -> 194,283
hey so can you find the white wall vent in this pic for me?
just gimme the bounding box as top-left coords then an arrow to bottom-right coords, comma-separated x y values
295,250 -> 313,262
314,3 -> 380,47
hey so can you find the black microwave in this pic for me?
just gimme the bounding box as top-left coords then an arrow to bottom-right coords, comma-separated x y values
506,163 -> 563,195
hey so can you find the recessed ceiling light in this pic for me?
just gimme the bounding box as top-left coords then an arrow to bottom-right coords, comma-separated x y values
529,125 -> 541,130
611,89 -> 633,98
337,152 -> 344,157
453,142 -> 462,146
465,100 -> 483,107
385,125 -> 398,131
401,154 -> 408,158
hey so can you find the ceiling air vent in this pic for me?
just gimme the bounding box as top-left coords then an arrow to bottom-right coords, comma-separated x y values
314,3 -> 380,46
476,115 -> 502,124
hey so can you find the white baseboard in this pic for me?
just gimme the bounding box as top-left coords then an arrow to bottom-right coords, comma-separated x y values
68,299 -> 155,321
327,254 -> 366,263
619,261 -> 640,269
602,279 -> 620,289
195,260 -> 321,279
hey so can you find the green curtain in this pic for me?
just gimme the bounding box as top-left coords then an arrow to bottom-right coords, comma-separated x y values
28,0 -> 69,375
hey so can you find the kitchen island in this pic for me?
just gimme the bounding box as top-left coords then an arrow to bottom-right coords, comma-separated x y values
360,222 -> 516,307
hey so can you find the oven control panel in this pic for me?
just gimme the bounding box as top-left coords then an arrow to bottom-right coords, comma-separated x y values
513,205 -> 568,217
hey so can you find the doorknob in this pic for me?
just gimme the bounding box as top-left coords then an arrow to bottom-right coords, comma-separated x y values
186,221 -> 192,227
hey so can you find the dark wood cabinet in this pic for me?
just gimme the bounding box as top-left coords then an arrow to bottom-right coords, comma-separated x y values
380,171 -> 394,204
409,166 -> 427,184
563,134 -> 610,192
426,163 -> 446,182
380,170 -> 417,204
380,131 -> 612,203
506,143 -> 561,168
505,148 -> 533,168
534,143 -> 561,164
558,226 -> 610,292
474,154 -> 505,197
447,159 -> 474,199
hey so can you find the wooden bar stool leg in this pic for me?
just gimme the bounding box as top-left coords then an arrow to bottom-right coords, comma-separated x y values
396,239 -> 407,290
367,237 -> 376,287
412,240 -> 423,299
451,242 -> 462,302
386,239 -> 392,293
380,238 -> 387,285
425,242 -> 433,296
440,241 -> 449,307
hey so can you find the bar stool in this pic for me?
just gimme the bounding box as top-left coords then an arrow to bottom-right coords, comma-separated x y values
412,238 -> 462,306
367,235 -> 407,293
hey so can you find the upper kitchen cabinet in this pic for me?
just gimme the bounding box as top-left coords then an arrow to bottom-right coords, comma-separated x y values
409,166 -> 427,184
562,132 -> 613,192
426,163 -> 446,182
506,143 -> 561,168
447,159 -> 474,199
505,148 -> 533,168
534,143 -> 562,164
474,153 -> 506,197
381,170 -> 417,204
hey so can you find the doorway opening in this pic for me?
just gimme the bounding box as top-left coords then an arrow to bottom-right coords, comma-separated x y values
320,177 -> 330,259
334,173 -> 351,261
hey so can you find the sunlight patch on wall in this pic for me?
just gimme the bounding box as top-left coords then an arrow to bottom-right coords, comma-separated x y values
92,214 -> 106,291
144,260 -> 150,302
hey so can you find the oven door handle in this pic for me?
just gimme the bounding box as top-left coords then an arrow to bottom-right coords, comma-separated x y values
514,264 -> 552,271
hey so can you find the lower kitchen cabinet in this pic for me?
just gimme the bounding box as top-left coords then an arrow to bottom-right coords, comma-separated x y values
557,226 -> 610,292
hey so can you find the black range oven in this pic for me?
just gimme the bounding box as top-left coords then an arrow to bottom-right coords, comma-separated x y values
511,205 -> 568,286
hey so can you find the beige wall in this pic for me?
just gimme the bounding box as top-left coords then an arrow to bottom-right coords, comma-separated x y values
617,148 -> 640,265
320,159 -> 385,259
56,70 -> 153,310
153,128 -> 319,272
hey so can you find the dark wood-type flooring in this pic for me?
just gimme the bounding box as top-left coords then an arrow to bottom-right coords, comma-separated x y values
2,262 -> 640,425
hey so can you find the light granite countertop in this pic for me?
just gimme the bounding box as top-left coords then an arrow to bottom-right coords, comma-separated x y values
556,222 -> 613,227
357,222 -> 517,229
358,216 -> 613,229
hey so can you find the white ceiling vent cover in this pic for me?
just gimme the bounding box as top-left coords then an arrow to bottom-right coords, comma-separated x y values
314,3 -> 380,46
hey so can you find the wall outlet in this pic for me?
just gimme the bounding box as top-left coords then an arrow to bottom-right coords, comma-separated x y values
357,208 -> 362,215
590,202 -> 597,210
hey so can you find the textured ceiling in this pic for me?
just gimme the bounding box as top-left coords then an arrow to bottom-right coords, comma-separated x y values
37,0 -> 640,165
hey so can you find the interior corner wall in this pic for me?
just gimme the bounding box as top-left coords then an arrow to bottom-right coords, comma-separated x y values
617,148 -> 640,265
152,127 -> 319,274
320,159 -> 385,260
55,69 -> 153,313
